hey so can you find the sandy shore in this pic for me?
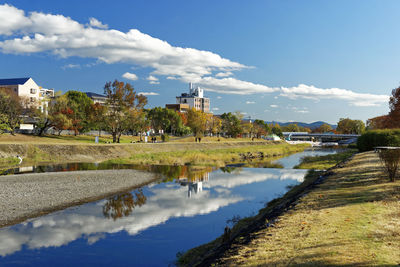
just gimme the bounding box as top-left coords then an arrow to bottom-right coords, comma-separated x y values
0,169 -> 158,228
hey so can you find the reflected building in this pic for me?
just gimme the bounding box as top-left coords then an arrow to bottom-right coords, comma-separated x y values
177,166 -> 210,198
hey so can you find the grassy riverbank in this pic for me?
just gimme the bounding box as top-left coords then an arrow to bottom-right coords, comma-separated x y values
0,138 -> 309,168
104,143 -> 309,166
181,152 -> 400,266
294,149 -> 357,170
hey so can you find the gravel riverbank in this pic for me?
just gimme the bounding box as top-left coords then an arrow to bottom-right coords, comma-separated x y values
0,169 -> 158,228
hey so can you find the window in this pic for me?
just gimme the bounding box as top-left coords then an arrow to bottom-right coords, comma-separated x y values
30,97 -> 35,103
30,88 -> 36,94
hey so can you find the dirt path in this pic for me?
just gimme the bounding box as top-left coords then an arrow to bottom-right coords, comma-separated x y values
211,151 -> 400,266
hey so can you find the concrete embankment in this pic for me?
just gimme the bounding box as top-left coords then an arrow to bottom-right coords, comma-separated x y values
0,169 -> 158,228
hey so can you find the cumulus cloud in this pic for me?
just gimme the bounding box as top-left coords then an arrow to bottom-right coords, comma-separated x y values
147,75 -> 159,84
212,107 -> 219,111
138,92 -> 159,96
88,17 -> 108,29
270,104 -> 278,108
122,72 -> 138,81
0,4 -> 30,35
280,84 -> 389,107
197,77 -> 278,95
0,4 -> 390,106
246,101 -> 255,104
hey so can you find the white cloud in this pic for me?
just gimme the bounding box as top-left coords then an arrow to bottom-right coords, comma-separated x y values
270,104 -> 278,108
212,107 -> 219,111
197,77 -> 278,95
216,96 -> 222,99
215,71 -> 233,77
295,110 -> 309,114
88,17 -> 108,29
138,92 -> 159,96
0,4 -> 31,35
147,75 -> 159,84
0,4 -> 390,106
61,63 -> 80,69
122,72 -> 138,81
280,84 -> 389,107
166,76 -> 177,80
246,101 -> 255,104
0,4 -> 246,84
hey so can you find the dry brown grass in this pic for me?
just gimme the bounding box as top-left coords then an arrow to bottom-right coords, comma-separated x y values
213,152 -> 400,266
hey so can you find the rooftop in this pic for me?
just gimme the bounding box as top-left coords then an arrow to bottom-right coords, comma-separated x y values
0,78 -> 30,86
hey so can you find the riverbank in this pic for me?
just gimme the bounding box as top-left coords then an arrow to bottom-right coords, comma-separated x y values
180,151 -> 400,266
0,141 -> 309,168
0,169 -> 158,228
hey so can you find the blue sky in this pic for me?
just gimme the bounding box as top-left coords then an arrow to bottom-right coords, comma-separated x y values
0,0 -> 399,124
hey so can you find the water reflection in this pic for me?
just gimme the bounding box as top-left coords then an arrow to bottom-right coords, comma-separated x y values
0,167 -> 305,258
102,189 -> 147,221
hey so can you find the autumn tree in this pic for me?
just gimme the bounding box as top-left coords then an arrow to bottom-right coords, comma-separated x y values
313,123 -> 333,133
336,118 -> 365,134
253,119 -> 269,138
104,80 -> 147,143
206,114 -> 222,136
186,108 -> 207,137
0,88 -> 23,135
366,115 -> 391,130
388,86 -> 400,128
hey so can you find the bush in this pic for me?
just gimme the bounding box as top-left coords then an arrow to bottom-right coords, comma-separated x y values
357,129 -> 400,152
161,134 -> 169,142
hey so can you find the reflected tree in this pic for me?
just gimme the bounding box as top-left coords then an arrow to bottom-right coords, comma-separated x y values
102,189 -> 147,220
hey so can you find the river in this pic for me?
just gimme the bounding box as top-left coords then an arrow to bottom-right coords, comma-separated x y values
0,148 -> 337,266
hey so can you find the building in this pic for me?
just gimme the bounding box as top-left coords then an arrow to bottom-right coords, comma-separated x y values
85,92 -> 107,105
165,103 -> 190,113
0,78 -> 55,130
175,83 -> 210,113
0,77 -> 54,109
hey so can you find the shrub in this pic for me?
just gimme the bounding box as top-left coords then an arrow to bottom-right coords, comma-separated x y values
357,129 -> 400,152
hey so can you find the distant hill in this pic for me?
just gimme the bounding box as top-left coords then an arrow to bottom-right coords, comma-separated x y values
265,121 -> 337,130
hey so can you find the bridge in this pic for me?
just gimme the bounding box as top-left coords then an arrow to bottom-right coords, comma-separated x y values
282,132 -> 360,144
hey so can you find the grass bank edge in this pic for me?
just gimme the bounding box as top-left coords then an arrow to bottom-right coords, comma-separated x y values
293,149 -> 357,170
103,143 -> 310,167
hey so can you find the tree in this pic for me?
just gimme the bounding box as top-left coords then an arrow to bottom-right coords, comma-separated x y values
313,123 -> 332,133
221,112 -> 243,137
388,86 -> 400,128
206,114 -> 222,136
186,108 -> 207,137
104,80 -> 147,143
0,88 -> 23,135
65,91 -> 94,135
253,119 -> 269,138
148,107 -> 183,135
90,102 -> 107,136
366,115 -> 391,130
336,118 -> 365,134
283,124 -> 300,132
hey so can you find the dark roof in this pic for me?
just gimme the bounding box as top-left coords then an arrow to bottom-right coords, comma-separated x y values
0,78 -> 30,86
85,92 -> 107,98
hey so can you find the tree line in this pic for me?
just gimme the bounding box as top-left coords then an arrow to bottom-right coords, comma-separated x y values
0,79 -> 365,142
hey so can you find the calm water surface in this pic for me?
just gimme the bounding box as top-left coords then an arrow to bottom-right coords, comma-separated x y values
0,149 -> 337,266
